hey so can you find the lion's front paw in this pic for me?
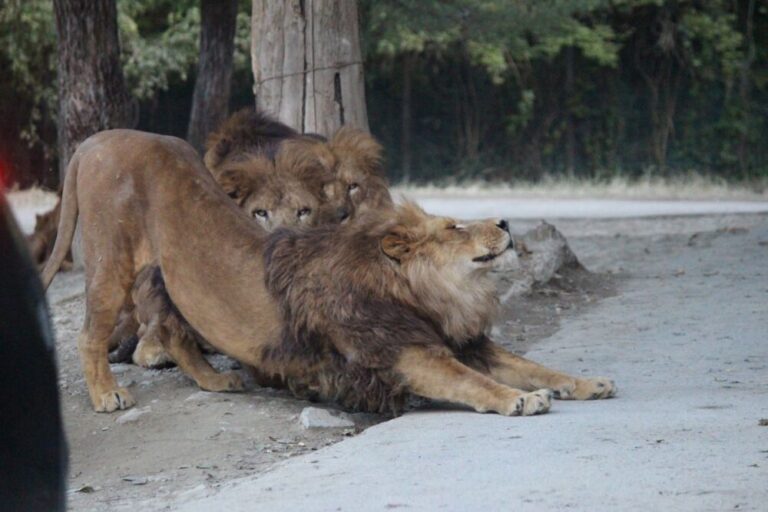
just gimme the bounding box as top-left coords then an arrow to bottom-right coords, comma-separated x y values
198,371 -> 245,393
507,388 -> 553,416
555,377 -> 616,400
93,387 -> 135,413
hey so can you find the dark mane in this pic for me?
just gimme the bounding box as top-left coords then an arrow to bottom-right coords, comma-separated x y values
204,108 -> 299,168
261,209 -> 495,414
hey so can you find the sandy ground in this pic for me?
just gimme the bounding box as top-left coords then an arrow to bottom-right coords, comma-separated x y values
171,212 -> 768,512
9,190 -> 765,510
46,228 -> 612,511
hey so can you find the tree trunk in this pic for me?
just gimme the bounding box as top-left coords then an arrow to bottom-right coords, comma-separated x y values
400,53 -> 414,183
737,0 -> 756,180
187,0 -> 238,153
54,0 -> 131,180
564,45 -> 576,177
251,0 -> 369,136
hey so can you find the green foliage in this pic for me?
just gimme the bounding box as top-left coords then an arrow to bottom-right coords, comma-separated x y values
1,0 -> 766,186
0,0 -> 251,173
363,0 -> 768,181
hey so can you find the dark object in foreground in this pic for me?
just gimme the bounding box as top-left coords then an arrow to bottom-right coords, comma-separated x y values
0,191 -> 67,511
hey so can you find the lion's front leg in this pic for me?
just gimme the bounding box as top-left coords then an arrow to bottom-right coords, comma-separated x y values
395,347 -> 553,416
483,342 -> 616,400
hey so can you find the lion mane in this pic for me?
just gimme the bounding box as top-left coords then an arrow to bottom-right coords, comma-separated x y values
262,205 -> 499,414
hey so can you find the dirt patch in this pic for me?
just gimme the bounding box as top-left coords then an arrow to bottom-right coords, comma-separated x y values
495,262 -> 618,355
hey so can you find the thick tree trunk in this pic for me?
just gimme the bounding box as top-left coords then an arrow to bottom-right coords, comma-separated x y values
54,0 -> 131,180
251,0 -> 369,136
187,0 -> 238,153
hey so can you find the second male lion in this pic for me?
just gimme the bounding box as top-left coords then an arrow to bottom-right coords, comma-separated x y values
205,108 -> 392,219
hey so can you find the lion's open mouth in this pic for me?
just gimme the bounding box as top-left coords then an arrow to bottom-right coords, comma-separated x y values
472,252 -> 499,263
472,239 -> 514,263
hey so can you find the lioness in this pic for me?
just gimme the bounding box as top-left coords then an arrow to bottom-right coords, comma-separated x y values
43,130 -> 615,415
114,143 -> 338,369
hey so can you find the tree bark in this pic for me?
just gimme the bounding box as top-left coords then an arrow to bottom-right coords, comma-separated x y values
54,0 -> 131,180
187,0 -> 239,153
251,0 -> 369,136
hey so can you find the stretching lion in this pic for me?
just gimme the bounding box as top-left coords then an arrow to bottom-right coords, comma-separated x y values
42,129 -> 614,414
113,143 -> 338,368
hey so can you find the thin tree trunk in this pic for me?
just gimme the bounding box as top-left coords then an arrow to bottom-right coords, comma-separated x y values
738,0 -> 756,179
564,45 -> 576,177
54,0 -> 131,180
251,0 -> 369,136
187,0 -> 238,152
401,53 -> 414,183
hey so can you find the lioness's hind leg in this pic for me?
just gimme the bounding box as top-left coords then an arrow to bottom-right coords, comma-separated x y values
395,347 -> 552,416
485,343 -> 616,400
80,277 -> 136,412
160,324 -> 244,393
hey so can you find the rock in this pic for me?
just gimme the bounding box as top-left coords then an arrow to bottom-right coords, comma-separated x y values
115,406 -> 151,424
299,407 -> 355,429
498,221 -> 583,300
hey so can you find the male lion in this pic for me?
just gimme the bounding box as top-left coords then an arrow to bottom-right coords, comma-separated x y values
328,127 -> 393,214
204,108 -> 352,222
205,108 -> 391,219
43,129 -> 614,414
258,202 -> 615,414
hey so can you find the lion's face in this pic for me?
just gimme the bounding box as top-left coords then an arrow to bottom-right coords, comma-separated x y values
215,156 -> 324,232
380,203 -> 516,276
277,138 -> 353,224
329,127 -> 393,215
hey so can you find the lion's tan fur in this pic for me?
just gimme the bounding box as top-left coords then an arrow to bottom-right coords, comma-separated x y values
43,132 -> 614,414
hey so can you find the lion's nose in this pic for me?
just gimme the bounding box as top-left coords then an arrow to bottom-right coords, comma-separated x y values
337,207 -> 350,222
496,219 -> 509,233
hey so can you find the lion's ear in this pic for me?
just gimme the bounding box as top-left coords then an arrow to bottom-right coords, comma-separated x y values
330,127 -> 384,176
204,136 -> 231,172
216,169 -> 249,203
380,231 -> 412,262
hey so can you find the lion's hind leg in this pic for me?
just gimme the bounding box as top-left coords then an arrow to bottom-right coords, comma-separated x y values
395,347 -> 552,416
79,273 -> 136,412
481,343 -> 616,400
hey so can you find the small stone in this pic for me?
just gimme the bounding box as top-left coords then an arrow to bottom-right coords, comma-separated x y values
115,406 -> 151,425
122,475 -> 149,485
299,407 -> 355,429
759,418 -> 768,427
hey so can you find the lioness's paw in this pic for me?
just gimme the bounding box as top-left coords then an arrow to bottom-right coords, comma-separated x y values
199,371 -> 245,393
508,389 -> 553,416
94,387 -> 135,413
559,377 -> 616,400
133,340 -> 173,369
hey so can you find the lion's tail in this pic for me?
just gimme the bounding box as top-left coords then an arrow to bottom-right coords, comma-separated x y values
40,153 -> 79,290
